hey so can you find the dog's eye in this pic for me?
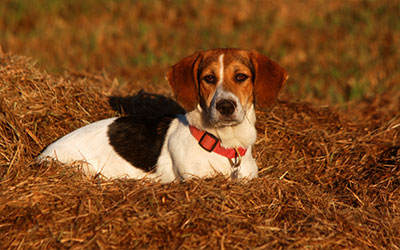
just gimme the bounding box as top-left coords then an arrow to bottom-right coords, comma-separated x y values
235,73 -> 248,82
203,75 -> 216,84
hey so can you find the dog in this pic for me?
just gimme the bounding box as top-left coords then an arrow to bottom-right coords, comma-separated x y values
38,48 -> 288,183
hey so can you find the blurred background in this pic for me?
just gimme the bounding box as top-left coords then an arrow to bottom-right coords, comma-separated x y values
1,0 -> 399,105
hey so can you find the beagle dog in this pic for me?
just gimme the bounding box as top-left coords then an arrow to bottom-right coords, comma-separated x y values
38,48 -> 288,183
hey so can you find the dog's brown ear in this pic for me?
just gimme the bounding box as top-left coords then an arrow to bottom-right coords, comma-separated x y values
249,50 -> 288,110
166,52 -> 203,111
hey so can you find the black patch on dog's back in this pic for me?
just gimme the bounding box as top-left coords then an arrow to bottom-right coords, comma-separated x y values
107,115 -> 175,172
108,91 -> 185,116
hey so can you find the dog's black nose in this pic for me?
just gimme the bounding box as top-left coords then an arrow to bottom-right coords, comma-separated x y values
216,99 -> 236,116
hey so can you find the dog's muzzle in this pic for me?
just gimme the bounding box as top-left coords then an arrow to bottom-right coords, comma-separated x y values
216,99 -> 237,116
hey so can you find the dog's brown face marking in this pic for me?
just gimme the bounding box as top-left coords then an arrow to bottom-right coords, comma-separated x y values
167,48 -> 288,126
198,49 -> 254,111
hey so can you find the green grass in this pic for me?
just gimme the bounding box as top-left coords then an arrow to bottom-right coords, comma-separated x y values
1,0 -> 399,104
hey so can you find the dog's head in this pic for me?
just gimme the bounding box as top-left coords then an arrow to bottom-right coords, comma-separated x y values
167,48 -> 288,127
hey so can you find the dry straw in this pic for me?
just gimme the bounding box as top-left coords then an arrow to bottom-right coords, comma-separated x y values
0,54 -> 399,249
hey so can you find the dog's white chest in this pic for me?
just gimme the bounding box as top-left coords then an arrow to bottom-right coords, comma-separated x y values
155,116 -> 258,182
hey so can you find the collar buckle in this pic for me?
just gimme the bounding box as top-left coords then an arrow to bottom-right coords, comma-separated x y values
198,132 -> 219,152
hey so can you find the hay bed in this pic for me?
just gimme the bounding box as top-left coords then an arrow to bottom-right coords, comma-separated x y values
0,54 -> 399,249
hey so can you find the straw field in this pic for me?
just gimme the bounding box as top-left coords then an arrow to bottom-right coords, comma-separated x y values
1,0 -> 399,249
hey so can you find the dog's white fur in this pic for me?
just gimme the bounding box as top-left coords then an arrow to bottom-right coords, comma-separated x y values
38,118 -> 151,179
39,48 -> 287,183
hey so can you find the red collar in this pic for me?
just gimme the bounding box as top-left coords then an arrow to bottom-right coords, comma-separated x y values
189,125 -> 247,159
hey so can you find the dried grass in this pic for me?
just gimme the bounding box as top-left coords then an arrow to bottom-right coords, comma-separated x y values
1,54 -> 399,249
